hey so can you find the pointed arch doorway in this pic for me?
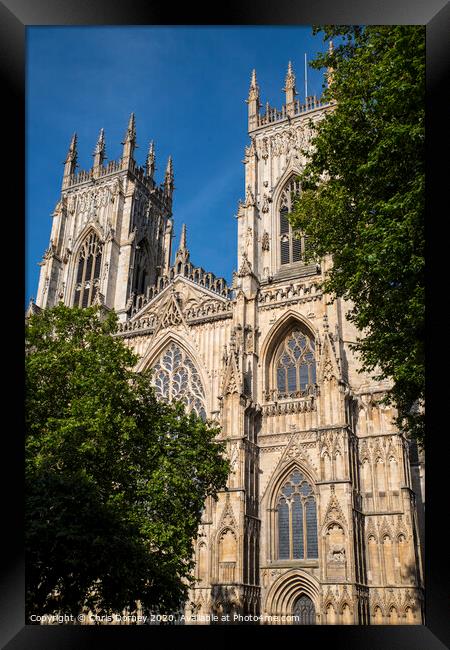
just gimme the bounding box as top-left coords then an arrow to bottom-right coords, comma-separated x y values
292,594 -> 316,625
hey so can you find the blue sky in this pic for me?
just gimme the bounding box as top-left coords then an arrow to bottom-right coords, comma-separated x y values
26,26 -> 329,304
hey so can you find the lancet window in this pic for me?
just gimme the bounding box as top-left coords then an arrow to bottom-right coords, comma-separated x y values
73,232 -> 103,307
277,469 -> 318,560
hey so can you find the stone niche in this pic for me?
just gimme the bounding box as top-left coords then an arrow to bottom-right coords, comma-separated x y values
218,529 -> 237,583
325,524 -> 347,581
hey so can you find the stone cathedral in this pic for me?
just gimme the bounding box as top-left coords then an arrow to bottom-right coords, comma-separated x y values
31,61 -> 425,625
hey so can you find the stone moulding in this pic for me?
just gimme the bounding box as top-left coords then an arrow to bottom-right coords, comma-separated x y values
261,397 -> 317,416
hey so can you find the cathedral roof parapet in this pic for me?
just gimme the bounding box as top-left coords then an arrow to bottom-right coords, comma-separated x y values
64,156 -> 171,212
129,257 -> 233,318
246,56 -> 335,133
253,96 -> 331,131
63,119 -> 171,206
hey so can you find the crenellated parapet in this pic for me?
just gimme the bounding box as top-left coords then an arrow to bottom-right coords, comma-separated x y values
62,115 -> 173,210
253,96 -> 331,132
130,263 -> 232,311
129,223 -> 233,315
247,63 -> 332,134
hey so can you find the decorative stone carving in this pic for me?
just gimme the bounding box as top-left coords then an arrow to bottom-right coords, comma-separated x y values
245,185 -> 255,207
218,493 -> 237,529
237,251 -> 253,277
228,443 -> 239,473
323,486 -> 347,527
327,526 -> 346,563
244,326 -> 255,354
261,193 -> 270,213
261,137 -> 269,160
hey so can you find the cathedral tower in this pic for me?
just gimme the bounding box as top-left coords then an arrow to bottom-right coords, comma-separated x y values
35,115 -> 174,320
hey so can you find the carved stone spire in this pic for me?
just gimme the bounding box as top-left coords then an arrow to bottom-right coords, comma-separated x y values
175,223 -> 189,264
92,128 -> 106,174
164,155 -> 174,195
327,40 -> 335,88
146,140 -> 155,178
246,69 -> 260,132
248,69 -> 260,102
284,61 -> 297,116
124,112 -> 136,143
121,112 -> 137,169
284,61 -> 296,91
66,132 -> 77,164
179,223 -> 187,250
62,133 -> 78,188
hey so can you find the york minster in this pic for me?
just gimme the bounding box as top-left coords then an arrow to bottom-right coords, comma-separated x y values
29,60 -> 425,625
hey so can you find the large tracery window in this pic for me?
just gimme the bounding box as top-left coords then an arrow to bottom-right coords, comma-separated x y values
152,343 -> 207,420
277,469 -> 318,560
275,327 -> 316,399
279,177 -> 308,266
73,232 -> 103,308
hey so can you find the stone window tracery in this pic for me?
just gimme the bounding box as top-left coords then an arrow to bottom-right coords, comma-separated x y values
277,469 -> 318,560
293,594 -> 316,625
73,231 -> 103,307
279,177 -> 308,266
274,327 -> 316,398
152,343 -> 206,420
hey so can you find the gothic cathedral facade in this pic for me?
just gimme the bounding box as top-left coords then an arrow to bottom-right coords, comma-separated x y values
31,63 -> 425,625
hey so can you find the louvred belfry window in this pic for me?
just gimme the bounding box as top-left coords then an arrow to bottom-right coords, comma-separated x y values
73,232 -> 103,308
279,177 -> 308,266
277,469 -> 318,560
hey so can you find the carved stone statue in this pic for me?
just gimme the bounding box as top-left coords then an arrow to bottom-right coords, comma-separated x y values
261,231 -> 270,251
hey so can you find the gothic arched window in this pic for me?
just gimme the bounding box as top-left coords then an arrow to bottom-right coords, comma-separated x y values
293,594 -> 316,625
73,232 -> 103,307
277,469 -> 318,560
279,177 -> 308,266
133,240 -> 151,297
152,343 -> 206,420
274,327 -> 316,398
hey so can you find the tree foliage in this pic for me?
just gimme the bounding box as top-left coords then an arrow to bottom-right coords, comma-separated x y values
25,304 -> 229,619
290,25 -> 425,444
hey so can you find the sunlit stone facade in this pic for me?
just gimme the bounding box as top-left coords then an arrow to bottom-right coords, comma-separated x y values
32,62 -> 425,625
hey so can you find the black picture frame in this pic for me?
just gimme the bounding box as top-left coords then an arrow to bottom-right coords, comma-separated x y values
3,1 -> 448,647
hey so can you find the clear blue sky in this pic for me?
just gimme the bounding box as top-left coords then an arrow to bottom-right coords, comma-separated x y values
26,26 -> 329,304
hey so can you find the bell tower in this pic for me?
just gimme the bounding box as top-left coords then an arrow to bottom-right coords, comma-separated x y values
35,115 -> 174,319
238,64 -> 333,285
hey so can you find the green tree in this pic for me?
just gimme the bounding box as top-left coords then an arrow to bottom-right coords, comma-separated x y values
290,25 -> 425,444
25,304 -> 229,620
